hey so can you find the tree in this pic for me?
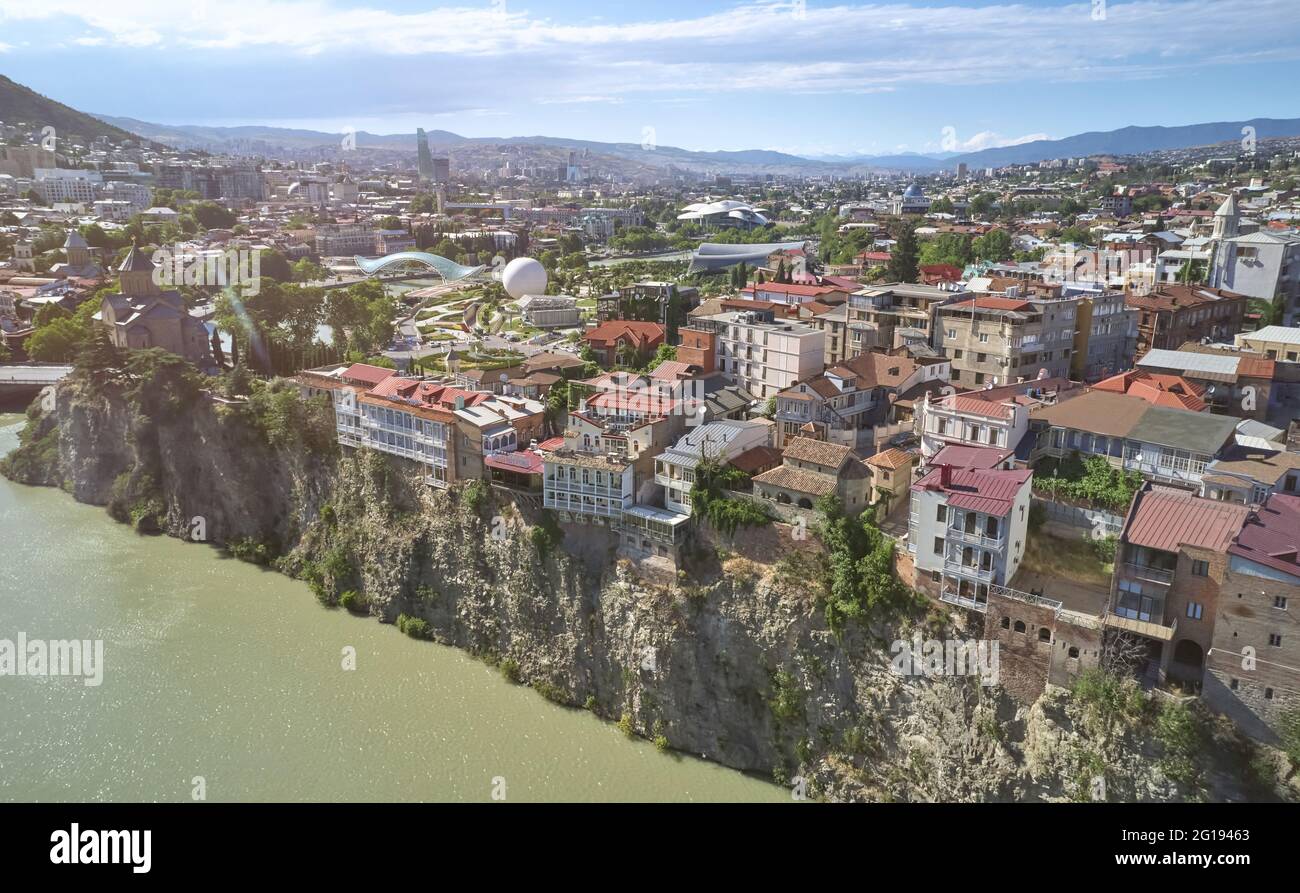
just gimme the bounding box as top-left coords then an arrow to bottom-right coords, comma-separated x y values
972,228 -> 1014,263
887,223 -> 919,283
918,232 -> 972,268
74,327 -> 122,378
26,318 -> 84,362
190,201 -> 237,230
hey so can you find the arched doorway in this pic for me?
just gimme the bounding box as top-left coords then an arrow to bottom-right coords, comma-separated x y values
1173,639 -> 1204,668
1169,639 -> 1205,685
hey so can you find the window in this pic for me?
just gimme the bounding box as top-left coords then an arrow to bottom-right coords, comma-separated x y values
1269,634 -> 1283,647
936,505 -> 947,523
1265,688 -> 1274,700
1000,616 -> 1010,629
1186,602 -> 1203,620
931,570 -> 940,583
1067,647 -> 1079,659
934,537 -> 944,555
1230,678 -> 1239,691
1013,620 -> 1026,633
1038,628 -> 1051,642
1275,596 -> 1289,610
1191,560 -> 1209,577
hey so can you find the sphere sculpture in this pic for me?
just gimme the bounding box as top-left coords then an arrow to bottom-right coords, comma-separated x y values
501,256 -> 548,299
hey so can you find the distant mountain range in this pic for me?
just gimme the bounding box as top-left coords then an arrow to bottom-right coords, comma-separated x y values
95,113 -> 1300,175
2,74 -> 1298,175
0,75 -> 150,148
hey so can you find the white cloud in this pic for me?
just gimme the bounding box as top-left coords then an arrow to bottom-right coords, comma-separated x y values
1,0 -> 1297,102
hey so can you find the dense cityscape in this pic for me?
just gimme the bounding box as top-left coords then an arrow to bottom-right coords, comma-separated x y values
0,1 -> 1298,858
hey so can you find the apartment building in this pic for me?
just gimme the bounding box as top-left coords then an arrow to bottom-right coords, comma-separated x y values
846,282 -> 969,355
315,223 -> 376,257
595,281 -> 699,334
917,388 -> 1032,461
935,294 -> 1081,387
908,460 -> 1034,612
690,308 -> 825,400
1125,284 -> 1246,358
297,363 -> 544,486
740,281 -> 850,307
543,383 -> 691,559
1065,284 -> 1138,381
774,351 -> 949,450
1203,494 -> 1300,742
1107,485 -> 1250,685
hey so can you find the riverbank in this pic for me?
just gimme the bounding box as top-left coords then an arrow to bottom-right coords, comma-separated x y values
3,363 -> 1290,802
0,412 -> 786,802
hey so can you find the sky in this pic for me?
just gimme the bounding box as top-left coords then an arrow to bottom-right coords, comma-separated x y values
1,0 -> 1299,157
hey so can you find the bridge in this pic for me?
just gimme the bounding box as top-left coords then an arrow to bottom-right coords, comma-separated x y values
353,252 -> 487,282
0,365 -> 73,386
0,365 -> 73,408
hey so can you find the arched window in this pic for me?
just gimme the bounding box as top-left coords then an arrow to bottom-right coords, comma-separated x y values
1013,620 -> 1026,634
1000,616 -> 1010,630
1068,647 -> 1080,659
1038,628 -> 1051,642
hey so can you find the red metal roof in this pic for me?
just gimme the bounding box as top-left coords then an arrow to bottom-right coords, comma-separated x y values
342,363 -> 396,386
1229,493 -> 1300,578
912,466 -> 1032,516
1123,485 -> 1250,554
945,296 -> 1034,312
485,450 -> 543,475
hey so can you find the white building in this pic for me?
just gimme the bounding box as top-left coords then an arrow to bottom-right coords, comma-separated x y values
1208,194 -> 1300,326
693,309 -> 825,399
654,419 -> 772,514
908,462 -> 1034,611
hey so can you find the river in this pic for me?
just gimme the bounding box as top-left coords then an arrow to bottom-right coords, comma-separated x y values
0,413 -> 784,802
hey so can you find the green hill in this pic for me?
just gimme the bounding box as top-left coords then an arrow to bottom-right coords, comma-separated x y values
0,74 -> 146,146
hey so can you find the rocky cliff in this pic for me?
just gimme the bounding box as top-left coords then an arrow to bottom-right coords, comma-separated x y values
3,365 -> 1290,802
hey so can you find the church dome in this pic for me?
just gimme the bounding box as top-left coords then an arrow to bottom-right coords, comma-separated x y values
903,183 -> 925,199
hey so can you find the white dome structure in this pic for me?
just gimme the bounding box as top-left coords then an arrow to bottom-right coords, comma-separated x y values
501,256 -> 548,299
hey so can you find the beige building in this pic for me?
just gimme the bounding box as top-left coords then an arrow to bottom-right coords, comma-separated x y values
691,308 -> 825,399
936,294 -> 1080,387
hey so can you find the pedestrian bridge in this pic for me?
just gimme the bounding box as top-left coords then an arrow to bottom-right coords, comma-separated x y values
353,252 -> 486,282
0,365 -> 73,386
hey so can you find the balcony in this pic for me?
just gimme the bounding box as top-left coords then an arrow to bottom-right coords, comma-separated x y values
944,559 -> 994,582
1104,611 -> 1177,642
939,589 -> 988,613
1120,562 -> 1174,586
948,526 -> 1004,549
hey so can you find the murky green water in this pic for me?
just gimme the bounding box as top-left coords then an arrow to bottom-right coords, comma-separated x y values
0,413 -> 783,802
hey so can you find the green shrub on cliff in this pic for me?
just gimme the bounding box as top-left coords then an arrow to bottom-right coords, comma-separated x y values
768,669 -> 804,724
461,479 -> 489,513
243,378 -> 336,455
225,537 -> 278,565
396,613 -> 433,640
690,460 -> 770,535
815,496 -> 915,633
338,590 -> 368,614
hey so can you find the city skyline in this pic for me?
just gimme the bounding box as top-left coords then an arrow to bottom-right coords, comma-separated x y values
1,0 -> 1298,156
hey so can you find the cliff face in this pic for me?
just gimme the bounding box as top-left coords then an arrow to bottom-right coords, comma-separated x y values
4,370 -> 1288,802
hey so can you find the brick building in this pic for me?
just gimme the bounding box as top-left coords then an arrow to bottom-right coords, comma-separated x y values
1203,493 -> 1300,742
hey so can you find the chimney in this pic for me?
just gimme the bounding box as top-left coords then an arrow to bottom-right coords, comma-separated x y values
938,464 -> 952,488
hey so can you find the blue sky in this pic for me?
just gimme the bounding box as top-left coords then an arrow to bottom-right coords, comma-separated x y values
1,0 -> 1298,156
